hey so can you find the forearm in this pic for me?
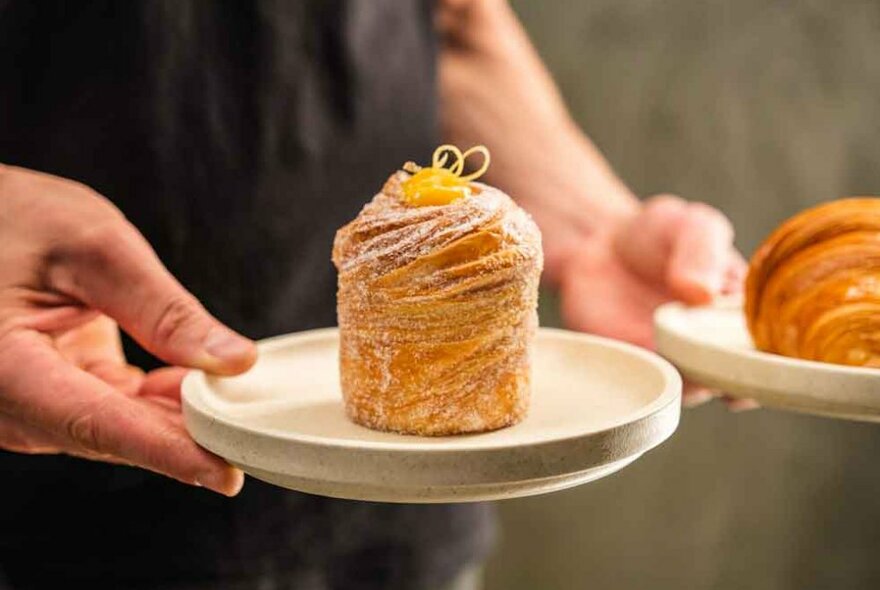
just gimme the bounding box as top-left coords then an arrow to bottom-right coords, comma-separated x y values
438,0 -> 639,281
474,121 -> 638,280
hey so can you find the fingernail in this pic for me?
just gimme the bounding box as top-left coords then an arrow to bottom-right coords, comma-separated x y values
204,327 -> 255,364
196,467 -> 245,497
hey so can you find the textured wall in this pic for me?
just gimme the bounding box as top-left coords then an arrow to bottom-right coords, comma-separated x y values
486,1 -> 880,588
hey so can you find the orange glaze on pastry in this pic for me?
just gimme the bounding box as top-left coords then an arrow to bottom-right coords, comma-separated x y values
400,145 -> 490,206
332,146 -> 543,435
745,197 -> 880,367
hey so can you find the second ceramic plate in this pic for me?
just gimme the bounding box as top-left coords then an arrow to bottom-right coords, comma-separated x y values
655,297 -> 880,422
183,328 -> 681,503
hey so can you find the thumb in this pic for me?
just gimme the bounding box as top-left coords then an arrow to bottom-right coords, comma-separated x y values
666,203 -> 735,305
48,217 -> 256,376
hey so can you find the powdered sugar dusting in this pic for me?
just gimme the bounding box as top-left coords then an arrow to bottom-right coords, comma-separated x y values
332,172 -> 543,435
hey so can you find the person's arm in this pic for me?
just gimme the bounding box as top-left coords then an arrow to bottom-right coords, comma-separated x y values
0,164 -> 257,494
439,0 -> 753,409
439,0 -> 639,280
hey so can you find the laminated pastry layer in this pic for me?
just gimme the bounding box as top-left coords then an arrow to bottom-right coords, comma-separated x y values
745,198 -> 880,367
333,172 -> 543,434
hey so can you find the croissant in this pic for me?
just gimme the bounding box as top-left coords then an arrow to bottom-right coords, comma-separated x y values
332,146 -> 543,435
745,197 -> 880,367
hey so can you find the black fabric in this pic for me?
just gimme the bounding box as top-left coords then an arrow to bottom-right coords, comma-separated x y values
0,1 -> 493,588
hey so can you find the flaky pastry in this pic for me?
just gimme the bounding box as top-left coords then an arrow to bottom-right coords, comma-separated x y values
332,146 -> 543,435
745,197 -> 880,367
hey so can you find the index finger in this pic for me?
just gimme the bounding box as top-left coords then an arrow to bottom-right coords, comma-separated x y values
47,213 -> 256,376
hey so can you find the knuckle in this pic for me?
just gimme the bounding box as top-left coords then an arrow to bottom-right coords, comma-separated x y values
61,178 -> 103,203
686,202 -> 734,234
57,178 -> 121,219
45,177 -> 124,236
46,216 -> 131,288
642,195 -> 688,224
44,179 -> 129,255
120,411 -> 195,480
646,194 -> 685,209
147,425 -> 191,475
65,403 -> 107,453
68,217 -> 130,259
686,200 -> 721,217
152,295 -> 204,348
45,216 -> 137,295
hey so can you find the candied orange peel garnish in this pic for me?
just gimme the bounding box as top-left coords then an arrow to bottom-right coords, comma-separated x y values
401,145 -> 491,207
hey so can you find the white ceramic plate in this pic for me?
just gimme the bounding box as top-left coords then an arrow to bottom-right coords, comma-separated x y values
182,327 -> 681,503
655,297 -> 880,422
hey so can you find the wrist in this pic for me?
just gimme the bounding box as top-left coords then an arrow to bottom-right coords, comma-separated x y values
512,127 -> 640,284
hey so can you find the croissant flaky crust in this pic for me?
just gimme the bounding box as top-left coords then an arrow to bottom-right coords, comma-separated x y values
332,172 -> 543,435
745,197 -> 880,367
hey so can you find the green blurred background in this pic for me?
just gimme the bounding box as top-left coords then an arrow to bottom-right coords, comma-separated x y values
485,1 -> 880,588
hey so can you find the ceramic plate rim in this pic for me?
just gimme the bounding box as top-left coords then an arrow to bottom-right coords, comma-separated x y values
182,327 -> 682,453
654,295 -> 880,379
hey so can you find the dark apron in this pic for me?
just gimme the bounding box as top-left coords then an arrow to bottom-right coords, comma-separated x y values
0,1 -> 493,588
